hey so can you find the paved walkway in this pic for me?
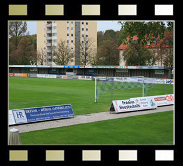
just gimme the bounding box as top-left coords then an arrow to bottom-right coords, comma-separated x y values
9,105 -> 173,133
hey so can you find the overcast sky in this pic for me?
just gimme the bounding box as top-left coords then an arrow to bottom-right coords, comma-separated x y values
26,21 -> 122,35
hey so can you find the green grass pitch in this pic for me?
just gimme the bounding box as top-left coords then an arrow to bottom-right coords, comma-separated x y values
9,76 -> 174,144
20,111 -> 173,145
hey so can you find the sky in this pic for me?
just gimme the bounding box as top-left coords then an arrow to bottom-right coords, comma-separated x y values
26,21 -> 122,35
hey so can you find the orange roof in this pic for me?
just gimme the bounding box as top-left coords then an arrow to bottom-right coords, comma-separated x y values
118,35 -> 138,49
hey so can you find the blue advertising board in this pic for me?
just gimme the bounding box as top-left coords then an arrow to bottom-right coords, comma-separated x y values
9,104 -> 74,125
64,65 -> 80,68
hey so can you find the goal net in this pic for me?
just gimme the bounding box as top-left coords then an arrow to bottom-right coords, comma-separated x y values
95,76 -> 173,103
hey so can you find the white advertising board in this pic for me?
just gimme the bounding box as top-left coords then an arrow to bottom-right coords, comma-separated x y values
37,74 -> 57,78
110,97 -> 157,113
146,94 -> 174,106
9,110 -> 16,125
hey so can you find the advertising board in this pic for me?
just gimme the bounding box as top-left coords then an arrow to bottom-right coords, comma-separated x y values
9,104 -> 74,125
37,74 -> 57,78
110,97 -> 157,113
9,73 -> 27,77
146,94 -> 174,106
9,73 -> 14,76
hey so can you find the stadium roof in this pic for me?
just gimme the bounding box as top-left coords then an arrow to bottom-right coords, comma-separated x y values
9,65 -> 172,69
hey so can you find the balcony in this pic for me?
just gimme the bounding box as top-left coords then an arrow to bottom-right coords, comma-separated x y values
47,49 -> 52,53
46,30 -> 52,34
46,23 -> 52,28
47,55 -> 52,59
46,43 -> 52,46
47,36 -> 52,40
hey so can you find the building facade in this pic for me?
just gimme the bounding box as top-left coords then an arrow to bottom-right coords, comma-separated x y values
37,21 -> 97,65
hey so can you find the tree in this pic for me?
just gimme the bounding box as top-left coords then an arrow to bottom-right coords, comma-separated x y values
119,21 -> 174,67
156,31 -> 173,66
75,37 -> 97,65
19,34 -> 37,50
104,30 -> 116,40
97,29 -> 123,48
56,40 -> 72,65
97,29 -> 124,65
97,31 -> 105,48
119,21 -> 173,46
14,37 -> 36,65
96,40 -> 119,65
9,22 -> 27,49
123,42 -> 155,66
37,48 -> 47,65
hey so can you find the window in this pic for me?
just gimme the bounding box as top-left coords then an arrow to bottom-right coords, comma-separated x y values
86,22 -> 88,25
147,40 -> 150,46
67,27 -> 69,30
67,40 -> 69,43
67,34 -> 69,36
53,26 -> 57,30
53,39 -> 57,43
71,34 -> 73,37
86,28 -> 88,31
82,22 -> 84,25
153,40 -> 157,45
71,27 -> 73,30
71,40 -> 73,43
165,39 -> 169,45
82,28 -> 84,31
53,33 -> 57,36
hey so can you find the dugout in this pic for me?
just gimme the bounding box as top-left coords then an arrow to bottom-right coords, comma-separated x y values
9,65 -> 173,79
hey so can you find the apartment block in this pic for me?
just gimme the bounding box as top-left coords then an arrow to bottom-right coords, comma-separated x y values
37,21 -> 97,65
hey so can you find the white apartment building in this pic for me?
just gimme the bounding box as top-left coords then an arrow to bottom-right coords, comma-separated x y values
37,21 -> 97,65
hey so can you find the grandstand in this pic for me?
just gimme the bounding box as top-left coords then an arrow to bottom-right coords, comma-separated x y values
9,65 -> 173,79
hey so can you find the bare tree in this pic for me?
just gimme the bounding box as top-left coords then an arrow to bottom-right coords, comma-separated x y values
37,48 -> 47,65
76,37 -> 97,65
56,40 -> 72,65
